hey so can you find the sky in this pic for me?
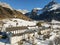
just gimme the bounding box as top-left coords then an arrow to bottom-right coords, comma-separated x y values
0,0 -> 60,11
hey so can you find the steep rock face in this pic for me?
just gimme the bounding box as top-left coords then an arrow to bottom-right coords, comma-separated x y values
14,10 -> 32,21
25,8 -> 42,20
43,0 -> 57,11
39,9 -> 60,21
0,3 -> 32,21
39,0 -> 60,21
25,0 -> 60,21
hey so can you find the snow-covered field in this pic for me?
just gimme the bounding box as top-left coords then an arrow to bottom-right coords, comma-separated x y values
0,19 -> 60,45
2,18 -> 36,27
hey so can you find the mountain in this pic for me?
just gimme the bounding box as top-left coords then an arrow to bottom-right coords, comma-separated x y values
17,9 -> 29,14
0,2 -> 13,10
25,0 -> 60,21
39,0 -> 60,21
0,2 -> 32,21
43,0 -> 57,11
25,8 -> 42,20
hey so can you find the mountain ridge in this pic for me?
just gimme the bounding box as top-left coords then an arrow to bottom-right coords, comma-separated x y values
0,2 -> 32,21
25,0 -> 60,21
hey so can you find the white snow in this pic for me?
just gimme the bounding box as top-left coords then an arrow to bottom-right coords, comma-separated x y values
0,2 -> 13,10
41,23 -> 50,27
33,8 -> 42,10
2,18 -> 36,27
17,9 -> 29,14
51,20 -> 60,28
51,20 -> 60,23
49,34 -> 56,40
50,4 -> 60,10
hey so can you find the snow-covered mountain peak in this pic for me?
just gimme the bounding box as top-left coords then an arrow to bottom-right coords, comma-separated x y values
50,4 -> 60,10
17,9 -> 29,14
33,8 -> 42,10
43,0 -> 57,11
32,8 -> 42,13
0,2 -> 13,10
